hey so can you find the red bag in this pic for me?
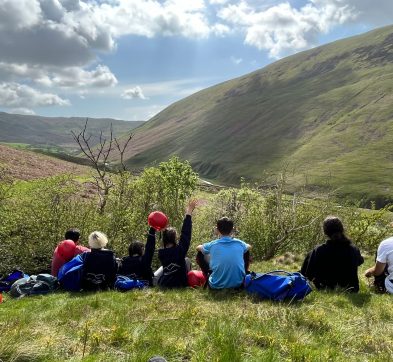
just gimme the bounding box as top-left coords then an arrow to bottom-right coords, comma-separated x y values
187,270 -> 206,288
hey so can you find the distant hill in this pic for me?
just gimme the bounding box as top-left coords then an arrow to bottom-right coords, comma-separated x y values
0,112 -> 143,154
0,144 -> 91,181
121,25 -> 393,203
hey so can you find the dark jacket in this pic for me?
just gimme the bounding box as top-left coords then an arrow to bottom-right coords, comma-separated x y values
301,240 -> 364,292
81,249 -> 118,291
118,228 -> 156,286
158,215 -> 192,288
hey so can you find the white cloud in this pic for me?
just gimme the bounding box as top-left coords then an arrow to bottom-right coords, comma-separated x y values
0,0 -> 114,68
218,0 -> 393,58
51,65 -> 118,88
230,56 -> 243,65
0,0 -> 42,31
10,107 -> 36,115
212,23 -> 231,37
98,0 -> 212,39
209,0 -> 229,4
0,63 -> 117,88
0,82 -> 70,108
121,86 -> 147,100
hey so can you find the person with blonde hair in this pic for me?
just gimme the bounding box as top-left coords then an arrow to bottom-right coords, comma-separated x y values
81,231 -> 118,291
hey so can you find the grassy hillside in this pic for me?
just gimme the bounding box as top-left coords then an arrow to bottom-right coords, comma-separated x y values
0,112 -> 143,154
0,144 -> 91,180
122,25 -> 393,203
1,260 -> 392,361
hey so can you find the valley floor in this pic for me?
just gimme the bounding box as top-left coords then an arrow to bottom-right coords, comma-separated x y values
0,260 -> 392,362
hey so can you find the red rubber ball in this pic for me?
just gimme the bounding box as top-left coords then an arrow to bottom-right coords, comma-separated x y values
148,211 -> 169,231
56,239 -> 76,260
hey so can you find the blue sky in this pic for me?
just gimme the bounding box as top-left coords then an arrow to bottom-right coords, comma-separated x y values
1,0 -> 393,121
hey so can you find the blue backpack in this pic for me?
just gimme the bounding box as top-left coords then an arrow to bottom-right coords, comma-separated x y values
58,254 -> 84,291
0,270 -> 29,292
244,270 -> 312,301
115,275 -> 148,291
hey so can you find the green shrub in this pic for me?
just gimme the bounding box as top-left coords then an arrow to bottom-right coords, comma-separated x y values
0,159 -> 391,275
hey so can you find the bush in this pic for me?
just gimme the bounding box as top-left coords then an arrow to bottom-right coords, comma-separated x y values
0,159 -> 391,275
0,157 -> 198,274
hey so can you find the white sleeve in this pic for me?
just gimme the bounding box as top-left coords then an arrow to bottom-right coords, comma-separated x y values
376,241 -> 390,263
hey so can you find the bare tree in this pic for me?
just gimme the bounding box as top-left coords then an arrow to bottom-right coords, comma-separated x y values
71,119 -> 133,213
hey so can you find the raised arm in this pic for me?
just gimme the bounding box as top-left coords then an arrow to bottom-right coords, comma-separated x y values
179,199 -> 198,256
142,227 -> 156,266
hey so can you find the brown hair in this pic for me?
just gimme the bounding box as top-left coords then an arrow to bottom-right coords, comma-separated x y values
323,216 -> 351,244
217,217 -> 234,235
163,227 -> 177,247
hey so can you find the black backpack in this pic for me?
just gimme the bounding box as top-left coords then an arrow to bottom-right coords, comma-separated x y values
81,249 -> 118,291
10,274 -> 58,298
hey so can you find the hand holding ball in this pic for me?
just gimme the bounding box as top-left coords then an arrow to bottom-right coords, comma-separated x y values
148,211 -> 169,231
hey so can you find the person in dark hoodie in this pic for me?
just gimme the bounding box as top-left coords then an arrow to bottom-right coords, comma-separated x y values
118,227 -> 156,286
81,231 -> 118,291
301,216 -> 364,292
155,199 -> 198,288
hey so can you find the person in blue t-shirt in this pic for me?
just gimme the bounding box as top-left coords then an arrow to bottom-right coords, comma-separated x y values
196,217 -> 251,289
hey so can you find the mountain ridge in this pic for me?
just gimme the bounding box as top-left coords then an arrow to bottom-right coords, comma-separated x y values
120,25 -> 393,202
0,112 -> 143,154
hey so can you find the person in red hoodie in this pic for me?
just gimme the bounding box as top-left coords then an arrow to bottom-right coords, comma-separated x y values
51,228 -> 90,277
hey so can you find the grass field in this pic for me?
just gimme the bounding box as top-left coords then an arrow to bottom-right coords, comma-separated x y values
1,259 -> 392,362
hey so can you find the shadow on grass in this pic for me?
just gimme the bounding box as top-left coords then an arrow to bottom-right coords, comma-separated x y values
344,292 -> 372,307
202,288 -> 246,302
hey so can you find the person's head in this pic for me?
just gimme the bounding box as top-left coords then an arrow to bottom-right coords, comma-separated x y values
216,217 -> 234,236
129,241 -> 144,256
323,216 -> 350,244
162,227 -> 177,248
64,228 -> 80,243
88,231 -> 108,249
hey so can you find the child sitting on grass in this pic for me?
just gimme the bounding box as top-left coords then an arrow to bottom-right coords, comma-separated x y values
301,216 -> 364,292
196,217 -> 251,289
155,199 -> 198,288
51,228 -> 90,277
118,227 -> 156,286
81,231 -> 118,291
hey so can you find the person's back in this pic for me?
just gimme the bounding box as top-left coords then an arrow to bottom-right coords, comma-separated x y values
196,217 -> 251,289
301,241 -> 363,291
301,216 -> 363,292
118,228 -> 156,286
157,218 -> 191,288
81,231 -> 117,291
157,200 -> 197,288
51,228 -> 89,277
205,237 -> 248,289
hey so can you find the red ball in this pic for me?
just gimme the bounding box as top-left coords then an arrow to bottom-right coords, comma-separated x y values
56,239 -> 76,261
148,211 -> 169,231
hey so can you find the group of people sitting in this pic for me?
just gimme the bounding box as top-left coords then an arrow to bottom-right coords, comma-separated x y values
50,199 -> 393,294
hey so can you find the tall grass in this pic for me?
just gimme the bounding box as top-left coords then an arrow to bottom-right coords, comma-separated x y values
0,260 -> 392,361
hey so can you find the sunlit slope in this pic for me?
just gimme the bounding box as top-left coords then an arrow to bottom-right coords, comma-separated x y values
124,25 -> 393,200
